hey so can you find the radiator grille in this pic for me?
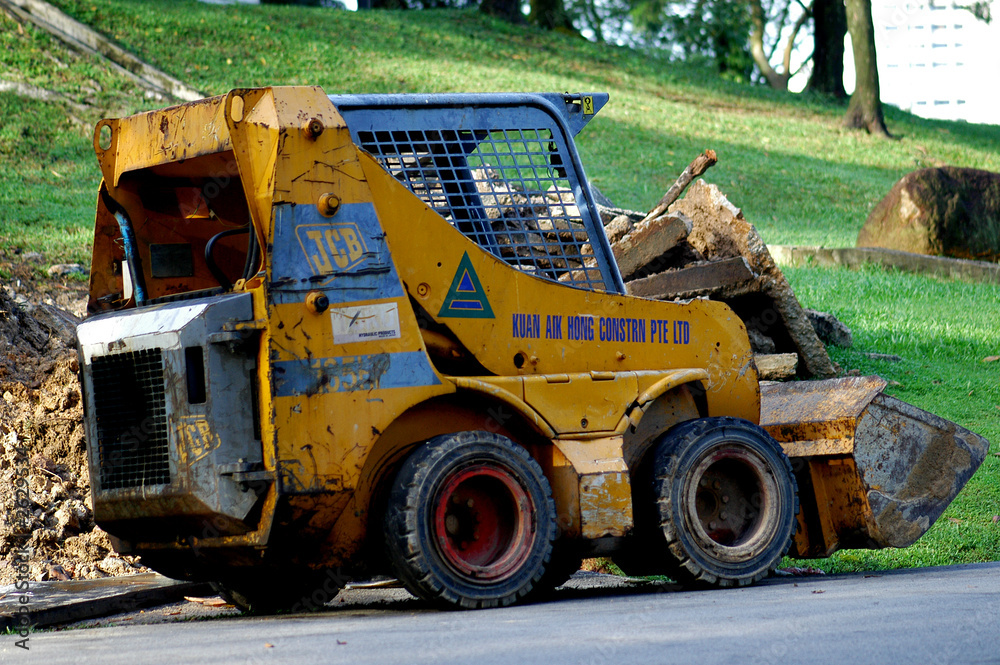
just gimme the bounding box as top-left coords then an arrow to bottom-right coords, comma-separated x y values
357,127 -> 605,290
90,348 -> 170,490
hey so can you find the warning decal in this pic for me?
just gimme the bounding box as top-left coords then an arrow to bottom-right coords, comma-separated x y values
438,252 -> 495,319
331,302 -> 401,344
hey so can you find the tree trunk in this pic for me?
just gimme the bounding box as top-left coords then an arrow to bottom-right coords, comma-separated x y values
481,0 -> 523,23
749,0 -> 789,90
808,0 -> 847,98
529,0 -> 574,31
844,0 -> 890,136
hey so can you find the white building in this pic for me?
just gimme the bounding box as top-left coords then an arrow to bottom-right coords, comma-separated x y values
859,1 -> 1000,124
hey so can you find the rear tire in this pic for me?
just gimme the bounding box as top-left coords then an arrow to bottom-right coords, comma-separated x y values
384,431 -> 557,609
652,417 -> 798,587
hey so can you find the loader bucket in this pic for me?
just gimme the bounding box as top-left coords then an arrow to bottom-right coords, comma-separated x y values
760,376 -> 990,558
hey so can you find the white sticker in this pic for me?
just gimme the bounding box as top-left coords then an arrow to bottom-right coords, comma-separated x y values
330,303 -> 401,345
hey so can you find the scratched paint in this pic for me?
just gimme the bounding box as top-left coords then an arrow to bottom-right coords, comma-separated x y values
272,351 -> 441,398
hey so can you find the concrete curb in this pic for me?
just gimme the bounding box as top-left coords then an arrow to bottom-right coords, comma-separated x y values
769,245 -> 1000,284
0,573 -> 211,630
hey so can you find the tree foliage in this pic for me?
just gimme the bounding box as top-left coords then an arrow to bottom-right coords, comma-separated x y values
530,0 -> 576,30
339,0 -> 886,125
609,0 -> 755,82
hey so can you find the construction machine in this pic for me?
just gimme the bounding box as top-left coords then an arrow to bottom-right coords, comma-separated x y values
77,87 -> 989,611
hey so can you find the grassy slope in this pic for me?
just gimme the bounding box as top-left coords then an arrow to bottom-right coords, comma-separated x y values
3,0 -> 998,571
0,10 -> 148,264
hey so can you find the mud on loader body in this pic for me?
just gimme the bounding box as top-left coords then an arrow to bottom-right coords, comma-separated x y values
77,87 -> 988,611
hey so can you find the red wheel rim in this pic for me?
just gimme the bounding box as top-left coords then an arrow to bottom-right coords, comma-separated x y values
432,464 -> 536,583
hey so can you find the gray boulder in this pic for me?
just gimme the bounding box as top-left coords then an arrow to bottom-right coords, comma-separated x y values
858,167 -> 1000,262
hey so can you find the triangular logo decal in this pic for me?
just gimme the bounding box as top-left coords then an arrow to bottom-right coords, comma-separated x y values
457,269 -> 476,293
439,252 -> 494,319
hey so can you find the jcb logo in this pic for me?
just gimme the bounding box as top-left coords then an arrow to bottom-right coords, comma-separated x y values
295,222 -> 369,275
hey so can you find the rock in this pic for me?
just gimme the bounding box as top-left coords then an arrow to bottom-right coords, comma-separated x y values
858,167 -> 1000,262
46,563 -> 72,581
805,309 -> 853,348
30,453 -> 58,473
46,263 -> 88,277
747,329 -> 777,354
97,555 -> 131,576
603,214 -> 635,244
54,499 -> 88,533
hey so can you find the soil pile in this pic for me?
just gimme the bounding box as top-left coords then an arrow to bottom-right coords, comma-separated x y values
0,256 -> 146,585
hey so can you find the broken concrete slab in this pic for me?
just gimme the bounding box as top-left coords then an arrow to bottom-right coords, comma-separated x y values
671,181 -> 837,379
769,245 -> 1000,284
626,256 -> 756,300
0,572 -> 210,630
755,353 -> 798,381
612,211 -> 692,281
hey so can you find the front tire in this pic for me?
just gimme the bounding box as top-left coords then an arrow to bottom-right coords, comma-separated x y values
384,431 -> 557,609
652,417 -> 798,587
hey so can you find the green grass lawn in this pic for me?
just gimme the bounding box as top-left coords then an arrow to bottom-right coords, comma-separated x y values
782,264 -> 1000,572
1,0 -> 997,572
0,9 -> 147,263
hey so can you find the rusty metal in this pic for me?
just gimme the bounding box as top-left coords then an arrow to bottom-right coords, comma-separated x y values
761,377 -> 990,556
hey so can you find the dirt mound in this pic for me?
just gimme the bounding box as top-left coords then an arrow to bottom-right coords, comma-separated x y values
0,261 -> 147,584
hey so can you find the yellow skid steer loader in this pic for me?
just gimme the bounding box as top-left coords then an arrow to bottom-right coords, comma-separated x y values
77,87 -> 988,611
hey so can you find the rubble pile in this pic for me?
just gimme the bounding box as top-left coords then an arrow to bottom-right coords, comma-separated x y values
601,155 -> 849,381
0,284 -> 146,584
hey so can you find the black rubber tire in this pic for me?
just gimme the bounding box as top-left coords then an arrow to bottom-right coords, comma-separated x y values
652,417 -> 798,588
384,431 -> 557,609
211,569 -> 342,615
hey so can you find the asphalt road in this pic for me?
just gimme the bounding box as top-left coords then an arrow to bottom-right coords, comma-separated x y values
6,563 -> 999,665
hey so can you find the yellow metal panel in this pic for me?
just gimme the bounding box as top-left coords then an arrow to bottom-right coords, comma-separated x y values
358,151 -> 759,425
790,456 -> 874,558
552,436 -> 633,539
547,445 -> 582,539
451,376 -> 556,438
635,368 -> 709,407
760,376 -> 888,455
523,372 -> 638,434
94,94 -> 231,187
224,88 -> 280,242
780,438 -> 855,457
267,292 -> 452,496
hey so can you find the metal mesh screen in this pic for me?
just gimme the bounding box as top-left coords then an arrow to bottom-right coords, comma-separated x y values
357,128 -> 605,290
91,348 -> 170,490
